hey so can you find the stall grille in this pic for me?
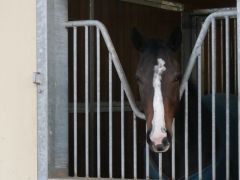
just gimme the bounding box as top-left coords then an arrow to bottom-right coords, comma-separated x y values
61,9 -> 240,180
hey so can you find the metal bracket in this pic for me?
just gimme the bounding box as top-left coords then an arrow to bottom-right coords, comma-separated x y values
33,72 -> 42,85
121,0 -> 184,12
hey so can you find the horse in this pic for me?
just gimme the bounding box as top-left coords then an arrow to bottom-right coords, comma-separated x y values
131,28 -> 238,179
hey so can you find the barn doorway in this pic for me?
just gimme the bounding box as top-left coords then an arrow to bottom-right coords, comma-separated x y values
37,0 -> 239,179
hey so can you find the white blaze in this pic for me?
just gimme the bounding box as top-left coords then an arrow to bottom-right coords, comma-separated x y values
150,58 -> 167,145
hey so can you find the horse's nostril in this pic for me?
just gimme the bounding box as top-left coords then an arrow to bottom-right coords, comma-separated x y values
162,137 -> 170,147
146,128 -> 171,152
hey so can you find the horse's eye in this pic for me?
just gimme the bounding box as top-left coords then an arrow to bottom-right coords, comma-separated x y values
135,76 -> 143,85
173,74 -> 182,82
135,75 -> 140,82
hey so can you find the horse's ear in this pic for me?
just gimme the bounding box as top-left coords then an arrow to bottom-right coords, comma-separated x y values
167,27 -> 182,51
131,28 -> 145,52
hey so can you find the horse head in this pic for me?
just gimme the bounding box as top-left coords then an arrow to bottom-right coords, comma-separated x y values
132,27 -> 182,153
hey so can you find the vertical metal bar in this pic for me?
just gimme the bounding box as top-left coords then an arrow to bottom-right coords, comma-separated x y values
200,17 -> 205,93
225,16 -> 230,180
208,30 -> 211,94
191,16 -> 198,83
85,26 -> 89,177
73,27 -> 78,177
133,114 -> 137,179
185,83 -> 188,179
172,119 -> 175,180
237,1 -> 240,179
146,126 -> 149,179
48,0 -> 68,173
234,18 -> 237,94
109,53 -> 113,178
121,84 -> 125,178
37,1 -> 48,178
211,19 -> 216,180
198,53 -> 202,180
89,2 -> 95,175
159,154 -> 162,180
220,20 -> 224,92
89,41 -> 96,176
96,27 -> 101,178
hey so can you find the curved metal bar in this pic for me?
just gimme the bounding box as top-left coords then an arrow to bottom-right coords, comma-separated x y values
180,10 -> 237,98
65,20 -> 145,120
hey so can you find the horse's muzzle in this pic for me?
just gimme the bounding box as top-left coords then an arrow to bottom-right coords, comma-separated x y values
147,129 -> 171,153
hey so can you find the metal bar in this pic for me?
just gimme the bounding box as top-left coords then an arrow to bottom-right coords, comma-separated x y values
225,16 -> 230,180
121,84 -> 125,178
120,0 -> 184,12
198,53 -> 202,179
208,30 -> 211,94
109,53 -> 113,178
73,27 -> 78,177
37,0 -> 48,178
211,19 -> 216,180
179,10 -> 237,98
234,18 -> 237,94
220,20 -> 224,91
89,2 -> 95,174
200,17 -> 205,93
48,0 -> 69,173
191,8 -> 236,15
237,1 -> 240,179
96,27 -> 101,178
184,83 -> 188,179
89,21 -> 96,179
133,114 -> 137,179
85,26 -> 89,177
159,154 -> 162,179
146,126 -> 149,179
65,20 -> 146,119
171,119 -> 175,180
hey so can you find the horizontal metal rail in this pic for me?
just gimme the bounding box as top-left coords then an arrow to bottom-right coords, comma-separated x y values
191,7 -> 236,16
65,20 -> 145,120
180,10 -> 237,98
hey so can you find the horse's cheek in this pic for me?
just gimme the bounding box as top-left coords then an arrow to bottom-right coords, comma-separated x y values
144,100 -> 154,129
163,103 -> 174,132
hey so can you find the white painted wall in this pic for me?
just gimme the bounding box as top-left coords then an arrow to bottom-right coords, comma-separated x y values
0,0 -> 37,180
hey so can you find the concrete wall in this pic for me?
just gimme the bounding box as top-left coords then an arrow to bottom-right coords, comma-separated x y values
0,0 -> 37,180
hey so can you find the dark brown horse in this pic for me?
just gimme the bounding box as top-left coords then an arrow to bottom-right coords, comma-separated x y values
131,28 -> 238,179
132,27 -> 182,153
